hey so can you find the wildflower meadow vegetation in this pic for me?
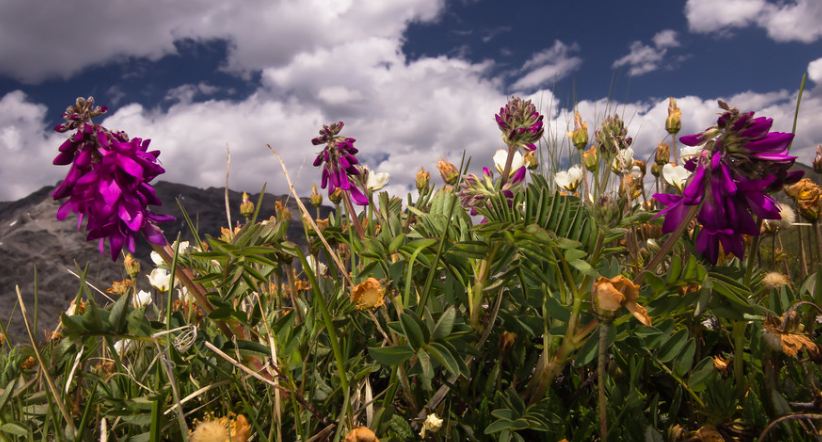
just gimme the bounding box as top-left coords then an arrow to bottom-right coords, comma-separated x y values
1,79 -> 821,441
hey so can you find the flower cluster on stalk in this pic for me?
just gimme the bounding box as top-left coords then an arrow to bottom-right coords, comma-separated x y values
311,121 -> 368,205
653,101 -> 801,264
51,97 -> 173,260
495,97 -> 544,152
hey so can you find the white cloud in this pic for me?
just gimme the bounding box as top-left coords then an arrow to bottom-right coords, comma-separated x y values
685,0 -> 822,43
612,30 -> 680,77
510,41 -> 582,91
0,0 -> 444,83
1,3 -> 821,204
164,82 -> 219,104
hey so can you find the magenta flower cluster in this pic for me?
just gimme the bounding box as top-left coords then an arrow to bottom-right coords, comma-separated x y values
311,121 -> 368,206
52,97 -> 172,260
495,97 -> 544,152
654,102 -> 801,264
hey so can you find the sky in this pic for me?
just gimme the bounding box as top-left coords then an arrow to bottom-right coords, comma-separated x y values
0,0 -> 821,201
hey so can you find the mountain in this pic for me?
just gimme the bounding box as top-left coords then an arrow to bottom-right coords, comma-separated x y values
0,181 -> 330,343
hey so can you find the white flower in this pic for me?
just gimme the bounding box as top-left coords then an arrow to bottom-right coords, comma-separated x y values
114,339 -> 132,356
493,149 -> 524,176
366,170 -> 390,191
662,163 -> 690,190
150,251 -> 164,267
419,413 -> 444,438
147,268 -> 171,292
765,203 -> 796,230
172,240 -> 192,255
306,255 -> 327,276
680,145 -> 702,162
611,147 -> 634,172
554,165 -> 583,192
133,290 -> 153,308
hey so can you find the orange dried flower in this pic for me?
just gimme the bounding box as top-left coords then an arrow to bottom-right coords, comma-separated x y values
351,278 -> 385,310
345,426 -> 380,442
107,278 -> 134,295
593,275 -> 652,325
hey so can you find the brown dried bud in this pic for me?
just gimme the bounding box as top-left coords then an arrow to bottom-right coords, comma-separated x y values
665,97 -> 681,134
592,275 -> 651,325
123,254 -> 141,278
437,160 -> 459,185
309,184 -> 323,207
655,143 -> 670,165
350,278 -> 385,310
239,192 -> 255,218
416,168 -> 431,191
582,145 -> 598,171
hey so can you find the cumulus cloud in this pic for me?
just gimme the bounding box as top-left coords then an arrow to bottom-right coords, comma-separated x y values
510,41 -> 583,91
0,0 -> 444,83
685,0 -> 822,43
1,1 -> 821,203
612,30 -> 680,77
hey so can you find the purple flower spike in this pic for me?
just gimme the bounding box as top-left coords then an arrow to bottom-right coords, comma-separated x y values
654,101 -> 800,264
311,121 -> 368,206
51,97 -> 172,261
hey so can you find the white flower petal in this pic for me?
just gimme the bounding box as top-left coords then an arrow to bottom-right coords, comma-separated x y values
662,163 -> 690,190
493,149 -> 524,175
133,290 -> 153,308
147,268 -> 171,292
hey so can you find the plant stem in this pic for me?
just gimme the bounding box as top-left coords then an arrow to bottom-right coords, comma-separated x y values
597,322 -> 609,441
342,191 -> 364,239
732,321 -> 746,398
500,145 -> 515,187
637,204 -> 699,285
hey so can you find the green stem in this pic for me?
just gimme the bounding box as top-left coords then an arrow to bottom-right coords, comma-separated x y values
296,249 -> 350,439
637,204 -> 699,285
499,145 -> 515,188
732,321 -> 746,398
597,322 -> 610,441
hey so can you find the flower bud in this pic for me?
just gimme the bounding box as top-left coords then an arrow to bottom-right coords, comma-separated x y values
655,143 -> 670,165
239,192 -> 255,218
569,111 -> 589,150
814,145 -> 822,174
123,253 -> 141,278
329,188 -> 344,205
650,163 -> 663,177
665,97 -> 681,134
523,150 -> 539,169
437,160 -> 459,185
344,427 -> 379,442
416,167 -> 431,191
592,275 -> 651,325
785,178 -> 821,221
275,200 -> 291,221
582,146 -> 598,171
309,184 -> 323,207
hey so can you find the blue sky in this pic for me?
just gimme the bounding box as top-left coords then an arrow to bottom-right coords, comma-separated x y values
0,0 -> 820,200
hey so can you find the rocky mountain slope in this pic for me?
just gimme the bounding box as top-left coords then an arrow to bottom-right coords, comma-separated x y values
0,181 -> 329,342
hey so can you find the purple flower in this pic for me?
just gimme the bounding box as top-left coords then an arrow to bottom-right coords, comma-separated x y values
653,101 -> 800,264
458,165 -> 527,216
495,97 -> 544,152
51,98 -> 172,260
311,121 -> 368,206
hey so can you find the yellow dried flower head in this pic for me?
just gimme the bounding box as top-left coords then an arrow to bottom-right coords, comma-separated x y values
582,145 -> 598,171
763,314 -> 819,358
665,97 -> 681,134
712,355 -> 729,374
239,192 -> 255,218
345,426 -> 380,442
310,184 -> 323,207
761,272 -> 790,289
220,226 -> 242,242
351,278 -> 385,310
275,200 -> 292,221
784,178 -> 821,221
655,143 -> 670,165
190,414 -> 250,442
416,168 -> 431,191
107,278 -> 134,295
436,160 -> 459,185
21,356 -> 36,370
329,188 -> 344,205
592,275 -> 651,325
568,111 -> 589,150
123,253 -> 141,278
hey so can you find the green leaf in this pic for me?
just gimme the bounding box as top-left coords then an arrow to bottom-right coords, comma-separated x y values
426,342 -> 460,376
368,346 -> 415,366
109,292 -> 130,334
0,422 -> 28,437
430,307 -> 456,341
485,419 -> 513,434
657,329 -> 689,363
400,312 -> 427,351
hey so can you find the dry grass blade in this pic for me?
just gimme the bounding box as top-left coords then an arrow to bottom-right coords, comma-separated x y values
266,145 -> 352,287
15,285 -> 77,435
